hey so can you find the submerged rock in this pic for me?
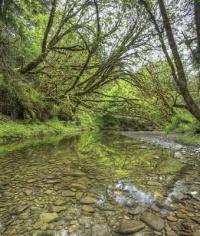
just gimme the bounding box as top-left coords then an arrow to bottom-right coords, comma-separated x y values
170,192 -> 188,203
50,206 -> 66,213
174,152 -> 183,159
61,190 -> 75,197
80,196 -> 96,204
82,205 -> 95,213
0,181 -> 8,189
118,220 -> 145,234
27,179 -> 37,183
92,224 -> 110,236
166,215 -> 177,222
15,205 -> 30,214
71,182 -> 87,190
45,189 -> 53,195
194,229 -> 200,236
128,206 -> 143,215
40,212 -> 59,224
54,199 -> 67,206
24,189 -> 32,196
141,212 -> 164,231
153,156 -> 160,160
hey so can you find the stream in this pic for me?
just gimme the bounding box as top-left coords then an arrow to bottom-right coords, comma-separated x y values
0,131 -> 199,236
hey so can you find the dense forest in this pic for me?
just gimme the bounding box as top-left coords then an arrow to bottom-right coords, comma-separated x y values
0,0 -> 200,135
1,2 -> 200,236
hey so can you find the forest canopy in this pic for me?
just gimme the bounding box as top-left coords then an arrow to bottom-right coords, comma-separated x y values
0,0 -> 200,131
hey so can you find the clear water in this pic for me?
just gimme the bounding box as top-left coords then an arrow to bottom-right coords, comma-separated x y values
0,132 -> 195,235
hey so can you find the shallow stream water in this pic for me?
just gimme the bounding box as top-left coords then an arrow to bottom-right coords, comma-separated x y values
0,132 -> 199,236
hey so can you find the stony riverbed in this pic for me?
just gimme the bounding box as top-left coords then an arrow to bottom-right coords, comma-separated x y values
0,132 -> 199,236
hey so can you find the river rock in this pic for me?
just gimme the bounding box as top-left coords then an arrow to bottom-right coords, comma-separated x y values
27,179 -> 37,183
151,204 -> 160,213
16,205 -> 30,214
45,189 -> 53,195
46,179 -> 60,184
92,224 -> 110,236
174,144 -> 183,150
80,196 -> 96,204
128,206 -> 143,215
165,224 -> 178,236
134,232 -> 148,236
194,229 -> 200,236
175,212 -> 186,219
71,183 -> 87,190
54,199 -> 67,206
78,215 -> 93,227
153,156 -> 160,160
174,152 -> 183,159
167,215 -> 177,222
82,205 -> 95,213
40,212 -> 59,224
147,181 -> 161,186
194,148 -> 200,153
0,181 -> 8,186
141,212 -> 164,231
19,212 -> 29,220
70,171 -> 85,177
170,193 -> 187,203
24,189 -> 32,196
118,220 -> 145,234
51,206 -> 66,213
76,192 -> 83,200
61,190 -> 75,197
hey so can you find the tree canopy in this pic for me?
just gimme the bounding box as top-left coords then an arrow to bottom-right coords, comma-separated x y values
0,0 -> 200,130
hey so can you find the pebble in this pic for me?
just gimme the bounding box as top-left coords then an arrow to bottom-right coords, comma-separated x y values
141,212 -> 164,231
174,152 -> 183,159
24,189 -> 32,196
118,220 -> 145,234
54,199 -> 67,206
167,215 -> 178,222
194,229 -> 200,236
92,224 -> 110,236
151,204 -> 160,213
61,190 -> 75,197
128,207 -> 143,215
175,212 -> 187,219
80,196 -> 96,204
27,179 -> 37,183
82,205 -> 95,213
45,190 -> 53,195
39,212 -> 59,224
51,206 -> 66,213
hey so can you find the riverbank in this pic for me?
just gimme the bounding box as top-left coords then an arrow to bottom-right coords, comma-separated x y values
0,119 -> 85,144
121,131 -> 200,151
0,119 -> 199,156
0,119 -> 91,155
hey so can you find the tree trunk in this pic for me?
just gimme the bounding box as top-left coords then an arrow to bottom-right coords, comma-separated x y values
194,0 -> 200,61
158,0 -> 200,121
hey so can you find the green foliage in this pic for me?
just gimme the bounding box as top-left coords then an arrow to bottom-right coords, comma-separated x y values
0,134 -> 66,156
77,111 -> 101,129
1,0 -> 200,133
164,112 -> 200,133
0,78 -> 46,120
97,114 -> 146,130
176,135 -> 200,146
0,118 -> 81,142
